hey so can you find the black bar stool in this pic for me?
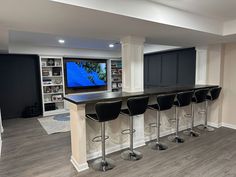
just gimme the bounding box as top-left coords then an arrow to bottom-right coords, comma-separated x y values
184,89 -> 209,137
168,91 -> 194,143
198,87 -> 222,132
148,93 -> 176,150
86,100 -> 122,172
120,96 -> 149,161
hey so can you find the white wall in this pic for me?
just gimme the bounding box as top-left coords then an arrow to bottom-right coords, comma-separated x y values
9,43 -> 121,59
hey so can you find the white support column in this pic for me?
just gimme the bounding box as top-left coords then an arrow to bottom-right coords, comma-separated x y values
121,36 -> 146,147
69,103 -> 89,172
195,46 -> 208,84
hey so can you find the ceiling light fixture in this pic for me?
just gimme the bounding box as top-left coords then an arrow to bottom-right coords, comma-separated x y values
58,39 -> 65,44
109,43 -> 115,48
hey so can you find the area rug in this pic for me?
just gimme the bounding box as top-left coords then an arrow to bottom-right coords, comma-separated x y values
38,113 -> 70,134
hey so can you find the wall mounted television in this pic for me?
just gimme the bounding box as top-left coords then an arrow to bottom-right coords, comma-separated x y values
64,59 -> 107,88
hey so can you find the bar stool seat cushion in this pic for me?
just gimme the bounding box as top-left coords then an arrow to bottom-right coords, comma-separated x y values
206,95 -> 211,100
148,104 -> 159,110
121,109 -> 130,115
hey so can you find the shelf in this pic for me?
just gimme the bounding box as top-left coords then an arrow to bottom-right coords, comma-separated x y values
42,66 -> 62,68
43,84 -> 63,87
43,92 -> 63,95
111,67 -> 122,70
43,109 -> 69,117
112,81 -> 122,83
44,100 -> 64,104
42,75 -> 62,78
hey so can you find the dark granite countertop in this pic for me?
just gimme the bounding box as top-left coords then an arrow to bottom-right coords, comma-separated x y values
64,85 -> 218,105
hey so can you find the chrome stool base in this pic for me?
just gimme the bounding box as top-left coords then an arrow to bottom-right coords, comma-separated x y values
149,142 -> 168,151
183,129 -> 200,137
121,149 -> 143,161
92,158 -> 115,172
168,135 -> 185,143
198,125 -> 215,132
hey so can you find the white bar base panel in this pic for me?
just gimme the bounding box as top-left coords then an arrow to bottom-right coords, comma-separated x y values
71,156 -> 89,172
73,121 -> 236,172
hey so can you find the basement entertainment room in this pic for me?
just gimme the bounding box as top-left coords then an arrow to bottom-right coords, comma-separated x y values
1,1 -> 236,177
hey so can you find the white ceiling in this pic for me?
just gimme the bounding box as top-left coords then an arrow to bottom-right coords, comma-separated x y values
1,0 -> 236,52
150,0 -> 236,21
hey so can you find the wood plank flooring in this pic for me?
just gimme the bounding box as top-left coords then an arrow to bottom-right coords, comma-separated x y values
1,118 -> 236,177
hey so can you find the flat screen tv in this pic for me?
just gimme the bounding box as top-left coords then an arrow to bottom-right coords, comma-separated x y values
65,60 -> 107,88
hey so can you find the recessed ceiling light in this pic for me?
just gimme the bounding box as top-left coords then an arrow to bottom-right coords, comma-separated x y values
58,39 -> 65,44
109,44 -> 114,48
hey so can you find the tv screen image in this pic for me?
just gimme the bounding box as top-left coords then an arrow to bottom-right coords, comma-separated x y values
66,61 -> 107,88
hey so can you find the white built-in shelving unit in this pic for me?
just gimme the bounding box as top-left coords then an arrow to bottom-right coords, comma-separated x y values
110,59 -> 122,92
39,56 -> 68,116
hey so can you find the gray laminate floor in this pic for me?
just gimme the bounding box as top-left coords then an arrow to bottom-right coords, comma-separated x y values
1,118 -> 236,177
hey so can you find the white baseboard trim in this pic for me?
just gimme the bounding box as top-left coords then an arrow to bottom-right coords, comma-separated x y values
71,156 -> 89,172
207,122 -> 222,128
221,122 -> 236,130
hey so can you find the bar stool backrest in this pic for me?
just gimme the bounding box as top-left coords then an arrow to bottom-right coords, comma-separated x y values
209,87 -> 222,101
95,100 -> 122,122
194,89 -> 209,103
127,96 -> 149,116
156,94 -> 176,111
176,91 -> 194,107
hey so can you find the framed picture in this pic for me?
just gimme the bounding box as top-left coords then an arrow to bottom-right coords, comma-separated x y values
47,59 -> 55,66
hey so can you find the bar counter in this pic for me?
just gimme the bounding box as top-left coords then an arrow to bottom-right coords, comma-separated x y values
64,85 -> 218,104
64,84 -> 218,172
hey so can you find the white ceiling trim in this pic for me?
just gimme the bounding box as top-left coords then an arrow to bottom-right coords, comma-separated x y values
51,0 -> 223,35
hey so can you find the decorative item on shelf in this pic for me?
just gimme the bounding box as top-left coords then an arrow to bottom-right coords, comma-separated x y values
47,59 -> 55,66
112,70 -> 118,75
44,96 -> 51,102
118,83 -> 122,88
41,61 -> 47,67
44,86 -> 52,93
52,86 -> 60,93
52,67 -> 61,76
42,70 -> 50,76
54,60 -> 61,66
45,103 -> 56,111
43,79 -> 52,85
51,94 -> 63,102
54,78 -> 62,84
118,69 -> 122,75
112,83 -> 117,88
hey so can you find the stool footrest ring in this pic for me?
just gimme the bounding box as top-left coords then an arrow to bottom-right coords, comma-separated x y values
198,110 -> 206,114
184,114 -> 192,118
92,135 -> 109,142
121,128 -> 136,135
149,123 -> 157,128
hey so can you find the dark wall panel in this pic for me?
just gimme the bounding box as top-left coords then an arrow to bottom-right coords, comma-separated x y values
144,48 -> 196,88
0,54 -> 42,119
144,54 -> 162,87
161,52 -> 178,86
177,49 -> 196,85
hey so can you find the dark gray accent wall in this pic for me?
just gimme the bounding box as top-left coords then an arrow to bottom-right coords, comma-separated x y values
144,48 -> 196,88
0,54 -> 42,119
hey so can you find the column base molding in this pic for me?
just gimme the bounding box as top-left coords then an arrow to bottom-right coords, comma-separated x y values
71,156 -> 89,172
